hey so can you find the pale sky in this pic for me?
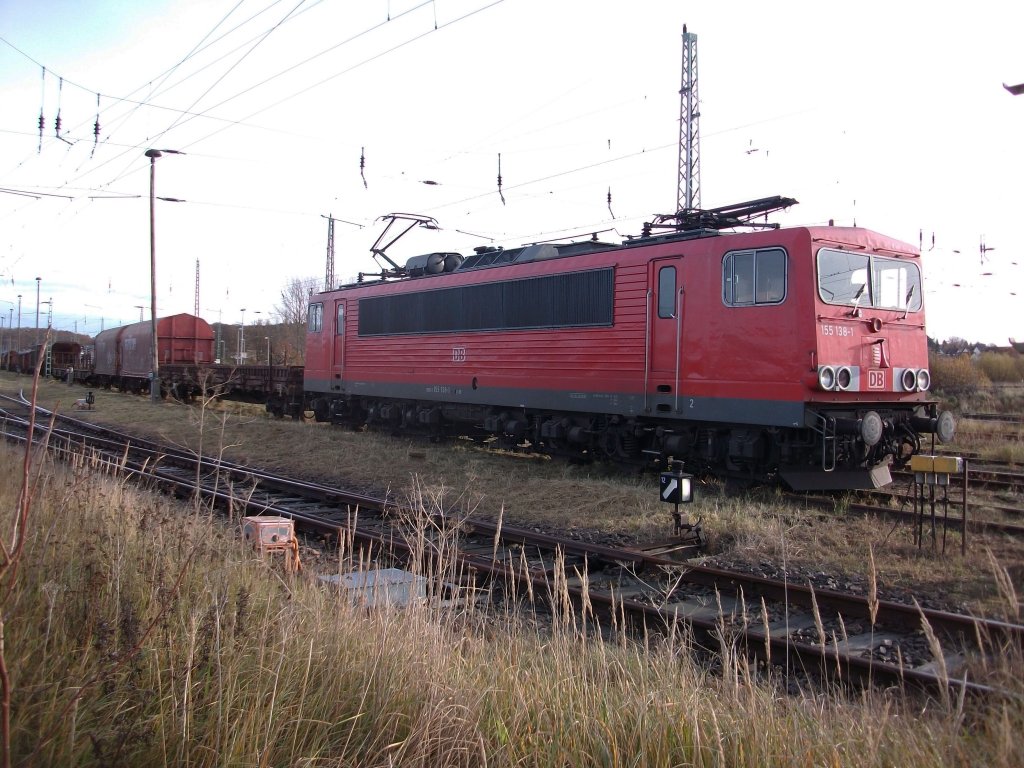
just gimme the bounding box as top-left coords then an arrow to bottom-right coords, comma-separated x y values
1,0 -> 1021,344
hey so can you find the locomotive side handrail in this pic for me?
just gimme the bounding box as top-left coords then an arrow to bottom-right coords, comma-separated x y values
807,411 -> 838,473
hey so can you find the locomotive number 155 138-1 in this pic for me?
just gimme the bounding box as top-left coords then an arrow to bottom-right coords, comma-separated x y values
820,323 -> 854,337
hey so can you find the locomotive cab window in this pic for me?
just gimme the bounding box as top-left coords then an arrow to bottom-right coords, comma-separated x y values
722,248 -> 786,306
817,248 -> 922,312
307,302 -> 323,333
336,303 -> 344,335
657,266 -> 677,318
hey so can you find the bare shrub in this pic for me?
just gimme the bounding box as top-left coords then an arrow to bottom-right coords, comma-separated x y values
976,352 -> 1024,384
929,352 -> 989,396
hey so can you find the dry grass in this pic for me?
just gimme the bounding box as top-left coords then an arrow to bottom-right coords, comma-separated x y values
4,372 -> 1022,616
4,436 -> 1024,766
945,418 -> 1024,464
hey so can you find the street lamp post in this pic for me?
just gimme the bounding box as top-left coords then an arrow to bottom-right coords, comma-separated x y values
265,336 -> 270,365
146,149 -> 161,403
145,147 -> 185,403
253,310 -> 263,362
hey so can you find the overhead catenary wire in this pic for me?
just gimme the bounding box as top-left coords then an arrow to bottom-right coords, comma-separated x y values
0,2 -> 302,146
108,0 -> 427,148
6,9 -> 815,255
0,2 -> 323,173
150,0 -> 506,159
14,0 -> 445,194
152,0 -> 309,143
102,0 -> 253,142
6,0 -> 690,220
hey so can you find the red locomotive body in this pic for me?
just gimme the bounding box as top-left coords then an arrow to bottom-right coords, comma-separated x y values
304,203 -> 953,489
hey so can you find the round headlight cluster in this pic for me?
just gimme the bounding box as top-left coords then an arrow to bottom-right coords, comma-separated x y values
818,365 -> 854,391
818,366 -> 836,391
835,367 -> 853,391
899,368 -> 930,392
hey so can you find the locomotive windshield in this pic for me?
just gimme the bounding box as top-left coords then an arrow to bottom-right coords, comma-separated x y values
816,248 -> 922,312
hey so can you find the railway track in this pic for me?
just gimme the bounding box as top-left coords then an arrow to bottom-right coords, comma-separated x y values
788,490 -> 1024,540
891,466 -> 1024,495
3,395 -> 1022,702
963,413 -> 1024,426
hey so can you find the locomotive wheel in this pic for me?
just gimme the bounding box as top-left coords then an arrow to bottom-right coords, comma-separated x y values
312,398 -> 330,423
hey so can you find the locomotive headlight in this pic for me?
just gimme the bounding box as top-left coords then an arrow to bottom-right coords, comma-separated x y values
900,368 -> 918,392
836,366 -> 853,391
916,369 -> 931,392
818,366 -> 837,391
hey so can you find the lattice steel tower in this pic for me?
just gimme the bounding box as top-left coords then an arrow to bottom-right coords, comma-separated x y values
323,214 -> 336,291
676,25 -> 701,213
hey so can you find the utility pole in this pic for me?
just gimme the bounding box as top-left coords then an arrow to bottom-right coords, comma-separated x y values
194,258 -> 200,317
676,25 -> 701,213
146,149 -> 161,402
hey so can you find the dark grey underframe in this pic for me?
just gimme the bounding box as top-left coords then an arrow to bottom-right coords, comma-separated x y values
304,376 -> 806,428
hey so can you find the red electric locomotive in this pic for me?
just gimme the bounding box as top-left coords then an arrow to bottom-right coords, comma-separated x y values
304,201 -> 954,490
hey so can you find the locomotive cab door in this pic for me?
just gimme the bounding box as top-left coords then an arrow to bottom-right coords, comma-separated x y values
648,259 -> 684,407
332,300 -> 346,379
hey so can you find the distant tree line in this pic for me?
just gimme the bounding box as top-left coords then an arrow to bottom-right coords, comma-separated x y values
928,337 -> 1024,395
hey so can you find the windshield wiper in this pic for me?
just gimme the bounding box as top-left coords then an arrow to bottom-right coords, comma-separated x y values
900,284 -> 916,319
848,284 -> 867,317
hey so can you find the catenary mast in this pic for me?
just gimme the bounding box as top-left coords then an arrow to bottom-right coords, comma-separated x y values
676,25 -> 701,213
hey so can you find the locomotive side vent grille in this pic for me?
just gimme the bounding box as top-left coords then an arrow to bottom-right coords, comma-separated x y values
359,268 -> 614,336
